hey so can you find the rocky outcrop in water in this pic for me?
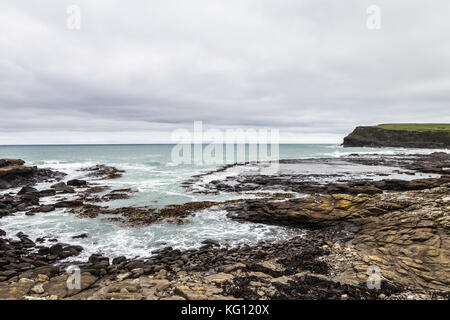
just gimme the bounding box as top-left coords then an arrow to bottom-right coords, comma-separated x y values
79,165 -> 124,179
0,159 -> 65,190
184,153 -> 450,195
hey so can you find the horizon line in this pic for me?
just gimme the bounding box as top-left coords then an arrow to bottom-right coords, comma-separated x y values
0,142 -> 340,147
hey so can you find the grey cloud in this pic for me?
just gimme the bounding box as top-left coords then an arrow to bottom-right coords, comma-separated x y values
1,0 -> 449,144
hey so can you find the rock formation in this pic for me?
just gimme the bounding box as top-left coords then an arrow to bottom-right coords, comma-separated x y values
343,124 -> 450,148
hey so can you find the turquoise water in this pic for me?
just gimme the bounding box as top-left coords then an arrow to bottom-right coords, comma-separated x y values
1,144 -> 342,207
1,144 -> 442,207
0,144 -> 447,260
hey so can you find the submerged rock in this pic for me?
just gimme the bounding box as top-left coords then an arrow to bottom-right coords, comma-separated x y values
72,233 -> 88,239
51,182 -> 75,194
79,165 -> 125,180
67,179 -> 87,187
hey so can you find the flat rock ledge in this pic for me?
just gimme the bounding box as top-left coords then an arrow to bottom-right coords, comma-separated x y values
0,184 -> 448,300
0,158 -> 65,190
225,185 -> 450,292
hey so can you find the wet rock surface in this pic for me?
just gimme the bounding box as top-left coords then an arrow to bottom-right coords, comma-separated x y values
0,159 -> 65,190
66,199 -> 243,226
1,224 -> 447,300
0,232 -> 82,284
225,186 -> 450,292
0,153 -> 449,300
79,165 -> 125,180
184,153 -> 450,195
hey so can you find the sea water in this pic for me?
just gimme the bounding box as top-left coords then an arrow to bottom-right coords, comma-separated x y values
0,144 -> 447,260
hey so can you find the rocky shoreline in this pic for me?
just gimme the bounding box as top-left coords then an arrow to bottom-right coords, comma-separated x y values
0,153 -> 449,300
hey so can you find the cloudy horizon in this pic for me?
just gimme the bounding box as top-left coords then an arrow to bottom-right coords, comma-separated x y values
1,0 -> 449,144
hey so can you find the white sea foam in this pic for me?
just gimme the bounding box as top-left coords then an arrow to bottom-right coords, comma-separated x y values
1,144 -> 446,261
0,207 -> 300,260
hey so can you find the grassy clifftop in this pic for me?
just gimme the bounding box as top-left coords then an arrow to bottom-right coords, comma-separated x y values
343,124 -> 450,148
375,124 -> 450,131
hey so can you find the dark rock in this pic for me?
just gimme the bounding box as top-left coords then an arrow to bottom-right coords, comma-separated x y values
17,186 -> 38,195
55,200 -> 83,208
79,165 -> 125,180
65,245 -> 83,256
112,256 -> 127,265
72,233 -> 88,239
51,182 -> 66,190
39,205 -> 56,213
125,260 -> 144,270
51,182 -> 75,193
88,254 -> 109,265
0,160 -> 66,190
67,179 -> 87,187
201,239 -> 220,247
32,265 -> 59,277
39,189 -> 56,197
0,159 -> 25,168
19,193 -> 40,205
38,247 -> 50,255
49,244 -> 64,256
16,203 -> 30,211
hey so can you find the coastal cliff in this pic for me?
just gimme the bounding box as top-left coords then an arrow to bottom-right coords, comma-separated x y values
343,124 -> 450,148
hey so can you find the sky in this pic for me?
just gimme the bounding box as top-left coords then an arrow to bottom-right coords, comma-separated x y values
1,0 -> 449,144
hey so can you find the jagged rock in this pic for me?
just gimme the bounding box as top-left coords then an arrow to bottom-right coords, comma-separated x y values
39,205 -> 56,213
51,182 -> 75,194
0,159 -> 65,190
72,233 -> 88,239
79,165 -> 124,180
88,254 -> 109,265
17,186 -> 38,195
54,200 -> 83,208
39,189 -> 56,197
0,159 -> 25,168
67,179 -> 87,187
201,239 -> 220,247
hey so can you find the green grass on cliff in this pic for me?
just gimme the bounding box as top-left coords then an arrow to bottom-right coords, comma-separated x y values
374,124 -> 450,132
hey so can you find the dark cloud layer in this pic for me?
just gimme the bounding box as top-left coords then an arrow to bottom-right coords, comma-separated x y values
1,0 -> 449,144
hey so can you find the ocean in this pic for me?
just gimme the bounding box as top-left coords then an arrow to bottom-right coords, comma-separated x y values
0,144 -> 446,261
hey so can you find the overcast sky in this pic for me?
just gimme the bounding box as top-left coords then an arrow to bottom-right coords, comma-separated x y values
1,0 -> 449,144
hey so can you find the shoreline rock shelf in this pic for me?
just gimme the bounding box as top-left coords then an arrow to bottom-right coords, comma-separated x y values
0,153 -> 449,300
0,159 -> 66,190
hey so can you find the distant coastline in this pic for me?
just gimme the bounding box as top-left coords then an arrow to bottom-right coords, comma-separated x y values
343,124 -> 450,148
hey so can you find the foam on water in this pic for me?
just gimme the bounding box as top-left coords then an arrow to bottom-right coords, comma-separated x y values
0,144 -> 447,260
0,207 -> 300,261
